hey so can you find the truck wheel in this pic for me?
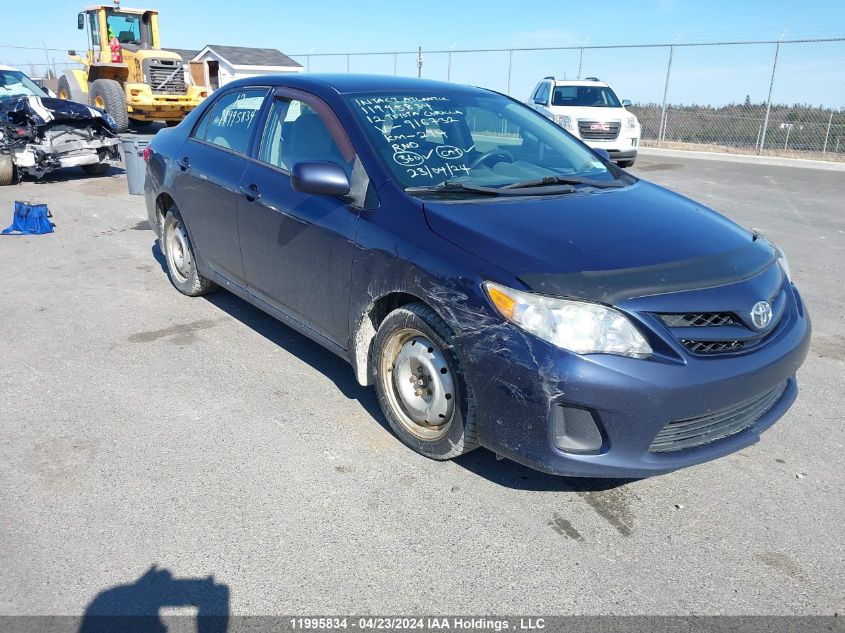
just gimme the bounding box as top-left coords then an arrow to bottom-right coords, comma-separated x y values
81,163 -> 111,176
162,207 -> 217,296
57,76 -> 74,101
89,79 -> 129,133
372,303 -> 478,460
618,159 -> 636,168
0,154 -> 14,186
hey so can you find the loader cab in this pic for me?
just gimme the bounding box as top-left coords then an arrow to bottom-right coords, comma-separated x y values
78,5 -> 160,63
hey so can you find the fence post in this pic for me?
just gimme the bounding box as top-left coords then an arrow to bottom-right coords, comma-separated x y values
507,49 -> 513,95
822,111 -> 833,154
759,39 -> 781,155
658,44 -> 674,145
417,46 -> 423,78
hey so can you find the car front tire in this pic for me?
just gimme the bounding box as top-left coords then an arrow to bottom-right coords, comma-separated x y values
0,154 -> 14,186
372,303 -> 478,460
161,207 -> 217,296
618,159 -> 636,168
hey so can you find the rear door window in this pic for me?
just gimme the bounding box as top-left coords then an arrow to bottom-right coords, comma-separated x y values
195,89 -> 267,155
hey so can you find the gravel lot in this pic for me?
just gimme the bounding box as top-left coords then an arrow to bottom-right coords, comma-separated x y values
0,153 -> 842,617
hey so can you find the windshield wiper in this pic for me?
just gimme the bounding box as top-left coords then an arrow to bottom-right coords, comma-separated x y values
404,181 -> 503,196
500,175 -> 626,190
405,180 -> 578,197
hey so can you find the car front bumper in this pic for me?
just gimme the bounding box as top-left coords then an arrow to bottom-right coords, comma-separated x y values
457,287 -> 811,478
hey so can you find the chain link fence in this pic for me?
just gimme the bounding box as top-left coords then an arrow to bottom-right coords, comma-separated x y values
291,37 -> 845,162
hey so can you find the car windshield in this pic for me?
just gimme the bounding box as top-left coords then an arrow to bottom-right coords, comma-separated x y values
346,90 -> 630,191
551,85 -> 621,108
0,70 -> 47,100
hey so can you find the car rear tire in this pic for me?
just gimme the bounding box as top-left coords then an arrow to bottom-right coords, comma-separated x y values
89,79 -> 129,133
618,159 -> 636,168
372,303 -> 478,460
0,154 -> 14,186
162,207 -> 217,296
81,162 -> 110,176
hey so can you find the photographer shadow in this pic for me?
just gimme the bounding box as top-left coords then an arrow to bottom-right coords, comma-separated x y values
79,566 -> 229,633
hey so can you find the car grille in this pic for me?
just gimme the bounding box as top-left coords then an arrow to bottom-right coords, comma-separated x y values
649,381 -> 787,453
578,120 -> 621,140
146,59 -> 186,95
682,339 -> 744,354
653,285 -> 786,356
658,312 -> 738,328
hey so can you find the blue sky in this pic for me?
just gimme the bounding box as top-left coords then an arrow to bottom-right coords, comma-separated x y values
3,0 -> 843,106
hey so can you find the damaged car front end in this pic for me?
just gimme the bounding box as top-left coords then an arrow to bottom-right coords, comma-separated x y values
0,66 -> 119,185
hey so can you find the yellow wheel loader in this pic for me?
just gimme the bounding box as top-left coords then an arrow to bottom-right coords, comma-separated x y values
58,2 -> 207,132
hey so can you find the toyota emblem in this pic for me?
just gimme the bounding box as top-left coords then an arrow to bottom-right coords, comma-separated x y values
750,300 -> 772,330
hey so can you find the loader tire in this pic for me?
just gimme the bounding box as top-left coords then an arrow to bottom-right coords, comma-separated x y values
90,79 -> 129,133
0,154 -> 14,186
57,76 -> 74,101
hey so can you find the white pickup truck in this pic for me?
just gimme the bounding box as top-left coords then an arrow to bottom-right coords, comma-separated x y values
528,76 -> 640,167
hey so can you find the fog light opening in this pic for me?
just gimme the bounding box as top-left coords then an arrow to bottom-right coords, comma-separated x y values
553,405 -> 604,453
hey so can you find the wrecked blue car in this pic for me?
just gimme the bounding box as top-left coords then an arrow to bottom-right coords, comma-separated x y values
144,74 -> 810,478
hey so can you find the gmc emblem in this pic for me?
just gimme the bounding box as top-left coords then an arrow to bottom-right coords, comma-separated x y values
590,123 -> 611,131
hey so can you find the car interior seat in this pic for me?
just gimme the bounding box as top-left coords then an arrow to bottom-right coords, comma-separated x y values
280,113 -> 346,171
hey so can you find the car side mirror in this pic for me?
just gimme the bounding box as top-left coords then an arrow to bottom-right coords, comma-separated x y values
290,161 -> 351,197
593,148 -> 611,161
622,99 -> 632,107
78,13 -> 85,29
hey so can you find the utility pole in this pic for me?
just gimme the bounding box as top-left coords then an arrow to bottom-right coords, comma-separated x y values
658,44 -> 674,145
416,46 -> 423,78
759,38 -> 782,154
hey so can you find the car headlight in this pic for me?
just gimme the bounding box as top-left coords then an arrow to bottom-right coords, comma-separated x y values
627,116 -> 638,129
484,282 -> 652,358
554,114 -> 573,131
753,230 -> 791,282
776,249 -> 791,282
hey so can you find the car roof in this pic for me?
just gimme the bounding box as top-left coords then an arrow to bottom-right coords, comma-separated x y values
223,73 -> 492,96
551,80 -> 610,87
0,64 -> 21,72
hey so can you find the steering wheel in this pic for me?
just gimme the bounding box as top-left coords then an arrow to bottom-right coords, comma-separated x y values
469,149 -> 515,169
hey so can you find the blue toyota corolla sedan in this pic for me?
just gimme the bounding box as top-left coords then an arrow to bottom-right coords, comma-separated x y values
144,74 -> 810,478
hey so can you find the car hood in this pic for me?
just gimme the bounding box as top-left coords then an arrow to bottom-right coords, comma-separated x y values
548,105 -> 629,121
0,95 -> 116,132
423,180 -> 773,301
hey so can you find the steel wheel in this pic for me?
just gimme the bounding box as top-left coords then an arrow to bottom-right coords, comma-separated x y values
165,220 -> 191,284
379,327 -> 456,441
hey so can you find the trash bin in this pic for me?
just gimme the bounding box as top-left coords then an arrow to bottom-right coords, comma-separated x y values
121,136 -> 151,196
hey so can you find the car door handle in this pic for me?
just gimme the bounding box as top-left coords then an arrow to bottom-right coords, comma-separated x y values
177,157 -> 190,171
239,183 -> 261,202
